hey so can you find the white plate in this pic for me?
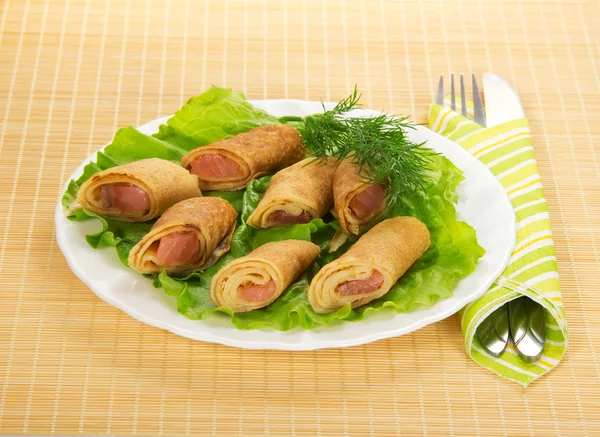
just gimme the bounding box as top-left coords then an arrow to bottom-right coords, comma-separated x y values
55,99 -> 516,350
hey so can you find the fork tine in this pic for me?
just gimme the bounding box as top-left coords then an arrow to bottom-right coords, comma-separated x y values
450,73 -> 456,111
472,73 -> 486,127
460,73 -> 467,117
436,75 -> 444,105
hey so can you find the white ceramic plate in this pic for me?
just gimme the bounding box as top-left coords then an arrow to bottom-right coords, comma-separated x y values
55,99 -> 516,350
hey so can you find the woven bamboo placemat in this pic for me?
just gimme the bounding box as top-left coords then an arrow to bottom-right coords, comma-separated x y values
1,0 -> 599,435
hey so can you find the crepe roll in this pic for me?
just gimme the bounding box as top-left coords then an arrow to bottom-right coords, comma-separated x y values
77,158 -> 201,222
181,124 -> 305,191
211,240 -> 320,312
128,197 -> 237,275
308,216 -> 430,313
333,159 -> 387,235
247,158 -> 339,228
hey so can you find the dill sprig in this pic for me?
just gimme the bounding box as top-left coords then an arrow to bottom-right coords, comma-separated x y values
296,87 -> 435,207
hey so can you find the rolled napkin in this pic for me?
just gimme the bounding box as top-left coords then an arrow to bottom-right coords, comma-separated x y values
428,103 -> 568,386
247,157 -> 339,228
77,158 -> 201,222
128,197 -> 237,275
181,124 -> 305,191
211,240 -> 320,312
333,158 -> 387,235
308,216 -> 430,314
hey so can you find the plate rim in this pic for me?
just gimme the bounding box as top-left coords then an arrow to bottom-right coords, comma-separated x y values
55,99 -> 516,350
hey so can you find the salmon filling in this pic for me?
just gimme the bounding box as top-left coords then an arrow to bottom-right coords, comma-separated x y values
349,184 -> 386,222
156,232 -> 200,267
239,280 -> 277,303
336,270 -> 384,296
267,210 -> 311,226
189,154 -> 242,179
99,183 -> 151,212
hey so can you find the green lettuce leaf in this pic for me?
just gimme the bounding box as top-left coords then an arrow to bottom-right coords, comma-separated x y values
68,208 -> 153,266
205,190 -> 245,215
153,86 -> 280,149
62,87 -> 279,209
153,176 -> 343,330
162,155 -> 484,330
63,86 -> 485,331
62,127 -> 187,208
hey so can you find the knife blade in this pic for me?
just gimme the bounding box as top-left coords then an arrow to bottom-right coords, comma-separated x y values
483,73 -> 525,128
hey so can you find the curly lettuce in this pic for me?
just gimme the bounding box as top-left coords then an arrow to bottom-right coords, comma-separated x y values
63,86 -> 484,330
62,87 -> 278,209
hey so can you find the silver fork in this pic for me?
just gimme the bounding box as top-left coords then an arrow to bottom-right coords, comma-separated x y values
436,73 -> 486,128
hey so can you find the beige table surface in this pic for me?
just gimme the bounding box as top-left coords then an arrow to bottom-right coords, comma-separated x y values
1,0 -> 599,435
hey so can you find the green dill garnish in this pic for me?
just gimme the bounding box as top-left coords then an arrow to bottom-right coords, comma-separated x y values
295,87 -> 435,207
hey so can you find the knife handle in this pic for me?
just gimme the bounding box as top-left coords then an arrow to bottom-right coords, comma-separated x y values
508,297 -> 545,363
476,305 -> 509,357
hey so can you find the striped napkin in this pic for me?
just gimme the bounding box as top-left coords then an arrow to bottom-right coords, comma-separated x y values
428,102 -> 568,386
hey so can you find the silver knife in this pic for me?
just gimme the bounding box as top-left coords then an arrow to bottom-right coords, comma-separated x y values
476,73 -> 545,363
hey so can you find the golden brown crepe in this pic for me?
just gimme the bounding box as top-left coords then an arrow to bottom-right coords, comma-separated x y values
77,158 -> 201,222
211,240 -> 320,312
246,158 -> 340,228
181,124 -> 305,191
308,217 -> 430,313
333,159 -> 387,235
128,197 -> 237,276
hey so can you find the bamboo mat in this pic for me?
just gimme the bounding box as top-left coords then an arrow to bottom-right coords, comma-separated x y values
0,0 -> 599,435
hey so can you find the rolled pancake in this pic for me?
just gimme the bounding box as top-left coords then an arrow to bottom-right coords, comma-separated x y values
77,158 -> 201,222
333,159 -> 387,235
128,197 -> 237,275
247,158 -> 339,228
308,216 -> 430,314
181,124 -> 306,191
211,240 -> 320,312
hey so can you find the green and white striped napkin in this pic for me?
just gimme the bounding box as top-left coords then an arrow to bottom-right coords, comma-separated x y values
428,103 -> 568,386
